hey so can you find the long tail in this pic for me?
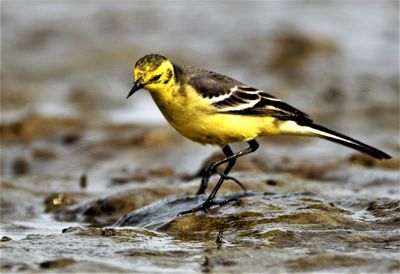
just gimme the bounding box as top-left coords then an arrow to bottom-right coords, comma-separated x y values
307,124 -> 391,160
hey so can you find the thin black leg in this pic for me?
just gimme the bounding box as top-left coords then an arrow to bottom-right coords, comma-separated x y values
196,140 -> 259,194
203,140 -> 259,205
196,145 -> 235,195
180,139 -> 259,214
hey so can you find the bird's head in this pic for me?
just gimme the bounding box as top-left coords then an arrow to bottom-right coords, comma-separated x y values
127,54 -> 175,98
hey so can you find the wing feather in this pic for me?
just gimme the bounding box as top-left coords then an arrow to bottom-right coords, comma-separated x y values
188,71 -> 242,100
188,71 -> 312,124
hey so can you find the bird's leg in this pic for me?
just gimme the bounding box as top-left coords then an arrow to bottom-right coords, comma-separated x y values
215,171 -> 247,192
181,140 -> 259,215
196,145 -> 236,195
201,140 -> 259,208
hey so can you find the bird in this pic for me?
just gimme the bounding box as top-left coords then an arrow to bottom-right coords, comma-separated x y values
126,53 -> 391,214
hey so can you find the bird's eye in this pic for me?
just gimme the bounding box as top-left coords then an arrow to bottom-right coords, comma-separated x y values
151,74 -> 162,81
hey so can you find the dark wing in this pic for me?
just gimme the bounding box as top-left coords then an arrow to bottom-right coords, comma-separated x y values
188,71 -> 243,100
214,87 -> 312,125
225,90 -> 312,124
188,70 -> 312,125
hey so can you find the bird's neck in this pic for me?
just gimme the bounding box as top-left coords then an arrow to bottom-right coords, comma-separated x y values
149,79 -> 178,105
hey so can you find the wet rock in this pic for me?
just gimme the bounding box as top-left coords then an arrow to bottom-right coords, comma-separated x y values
56,185 -> 186,226
114,192 -> 399,250
55,175 -> 266,227
114,192 -> 254,230
115,192 -> 354,233
1,236 -> 12,242
40,258 -> 76,269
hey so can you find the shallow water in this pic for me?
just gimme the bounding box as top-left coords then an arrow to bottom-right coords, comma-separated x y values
1,1 -> 399,273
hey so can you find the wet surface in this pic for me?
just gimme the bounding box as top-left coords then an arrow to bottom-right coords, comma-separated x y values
1,1 -> 400,273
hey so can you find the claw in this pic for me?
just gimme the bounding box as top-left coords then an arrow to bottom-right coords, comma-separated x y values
178,200 -> 213,215
178,196 -> 238,216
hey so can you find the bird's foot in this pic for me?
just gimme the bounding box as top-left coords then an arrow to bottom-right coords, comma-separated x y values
178,197 -> 237,216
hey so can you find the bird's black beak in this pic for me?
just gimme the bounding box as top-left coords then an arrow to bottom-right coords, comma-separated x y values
126,81 -> 144,99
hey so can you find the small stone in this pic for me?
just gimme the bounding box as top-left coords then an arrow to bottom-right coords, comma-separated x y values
61,132 -> 81,145
12,158 -> 30,176
1,236 -> 12,242
44,193 -> 76,212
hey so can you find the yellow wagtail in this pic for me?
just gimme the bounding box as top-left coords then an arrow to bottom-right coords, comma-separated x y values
127,54 -> 391,213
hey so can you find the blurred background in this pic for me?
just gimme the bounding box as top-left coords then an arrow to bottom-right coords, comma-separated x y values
2,1 -> 398,122
1,1 -> 399,175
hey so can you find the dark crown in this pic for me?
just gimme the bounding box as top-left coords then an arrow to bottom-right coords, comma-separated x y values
135,54 -> 168,71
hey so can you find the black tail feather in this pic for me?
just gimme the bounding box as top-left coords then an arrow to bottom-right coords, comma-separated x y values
309,124 -> 391,160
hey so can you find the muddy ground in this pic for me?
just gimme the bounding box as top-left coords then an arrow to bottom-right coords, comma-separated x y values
1,1 -> 399,273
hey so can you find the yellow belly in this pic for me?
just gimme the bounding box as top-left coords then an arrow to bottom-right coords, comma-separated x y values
160,107 -> 279,146
183,114 -> 269,145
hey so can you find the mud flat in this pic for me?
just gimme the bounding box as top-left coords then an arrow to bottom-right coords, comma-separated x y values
1,117 -> 399,273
